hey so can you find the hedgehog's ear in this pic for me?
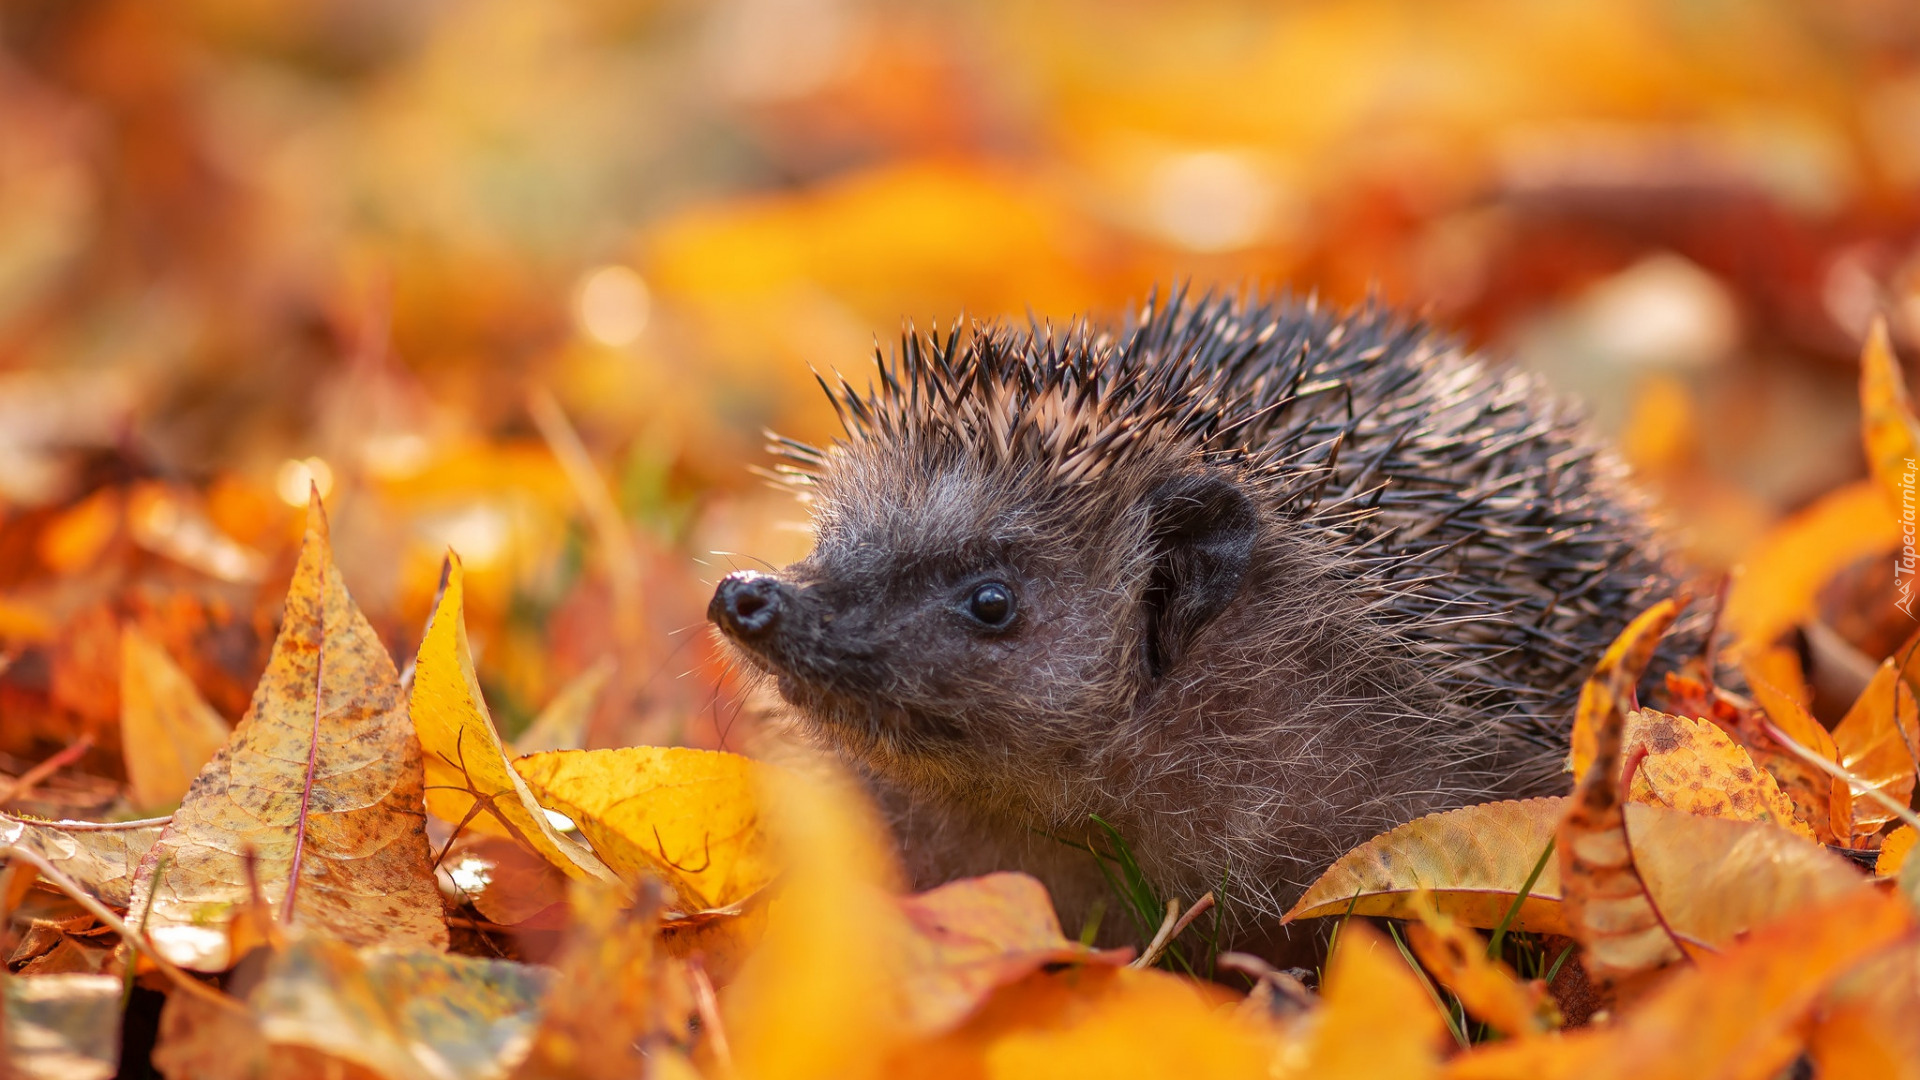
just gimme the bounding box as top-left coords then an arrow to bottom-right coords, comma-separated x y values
1141,472 -> 1259,678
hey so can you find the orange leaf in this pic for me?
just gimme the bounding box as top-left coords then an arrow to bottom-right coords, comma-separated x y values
1830,654 -> 1920,842
1723,481 -> 1898,656
895,872 -> 1128,1035
1406,894 -> 1561,1037
129,491 -> 447,971
1807,937 -> 1920,1080
1878,824 -> 1916,877
120,625 -> 231,813
1447,889 -> 1913,1080
1286,921 -> 1446,1080
1746,665 -> 1851,844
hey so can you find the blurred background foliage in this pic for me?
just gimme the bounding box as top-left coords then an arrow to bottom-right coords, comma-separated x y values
2,0 -> 1917,799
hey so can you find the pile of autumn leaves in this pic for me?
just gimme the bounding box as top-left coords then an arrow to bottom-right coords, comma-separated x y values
4,333 -> 1920,1080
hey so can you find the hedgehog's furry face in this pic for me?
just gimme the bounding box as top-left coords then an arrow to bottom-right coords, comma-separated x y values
709,439 -> 1260,787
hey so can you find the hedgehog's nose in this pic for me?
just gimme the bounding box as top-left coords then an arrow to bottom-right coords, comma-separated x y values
711,571 -> 784,638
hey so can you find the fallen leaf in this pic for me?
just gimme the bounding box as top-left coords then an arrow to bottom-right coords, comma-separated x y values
1807,937 -> 1920,1080
1723,481 -> 1899,657
1745,664 -> 1849,844
436,833 -> 571,927
894,871 -> 1129,1035
0,812 -> 165,909
900,964 -> 1271,1080
153,934 -> 548,1080
1278,921 -> 1444,1080
1625,709 -> 1812,839
1566,599 -> 1680,779
514,655 -> 614,754
1447,889 -> 1912,1080
129,491 -> 447,971
722,758 -> 907,1080
1406,893 -> 1560,1038
1,971 -> 123,1080
1283,798 -> 1569,933
410,553 -> 618,884
513,746 -> 773,911
1861,317 -> 1920,522
1879,824 -> 1917,877
510,880 -> 692,1080
1830,652 -> 1920,842
1560,599 -> 1684,988
120,624 -> 231,813
1284,799 -> 1866,952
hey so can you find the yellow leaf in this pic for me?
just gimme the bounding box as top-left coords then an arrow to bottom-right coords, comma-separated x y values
410,553 -> 617,884
1,971 -> 124,1080
1625,709 -> 1812,840
120,625 -> 231,813
1861,317 -> 1920,522
1566,599 -> 1680,779
1831,653 -> 1920,841
1448,889 -> 1912,1080
129,491 -> 447,971
1745,666 -> 1850,845
1282,797 -> 1570,935
1,812 -> 164,909
512,746 -> 773,911
1406,893 -> 1560,1038
1286,799 -> 1867,955
1723,481 -> 1898,656
722,758 -> 905,1080
1879,824 -> 1917,877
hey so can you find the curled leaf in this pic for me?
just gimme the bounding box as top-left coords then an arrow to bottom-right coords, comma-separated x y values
410,554 -> 618,884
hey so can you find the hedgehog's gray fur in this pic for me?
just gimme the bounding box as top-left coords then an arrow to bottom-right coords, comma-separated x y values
713,289 -> 1691,942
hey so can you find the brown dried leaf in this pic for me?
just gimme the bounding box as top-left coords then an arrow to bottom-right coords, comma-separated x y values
1,971 -> 123,1080
120,625 -> 230,813
152,934 -> 547,1080
435,833 -> 570,927
130,492 -> 447,971
0,812 -> 164,909
1559,599 -> 1684,988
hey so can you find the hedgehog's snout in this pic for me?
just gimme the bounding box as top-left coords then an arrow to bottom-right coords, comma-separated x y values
710,571 -> 787,640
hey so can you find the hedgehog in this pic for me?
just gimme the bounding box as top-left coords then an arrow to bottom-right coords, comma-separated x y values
708,290 -> 1694,948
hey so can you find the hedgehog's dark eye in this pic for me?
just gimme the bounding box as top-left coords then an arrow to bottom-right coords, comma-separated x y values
965,582 -> 1015,628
